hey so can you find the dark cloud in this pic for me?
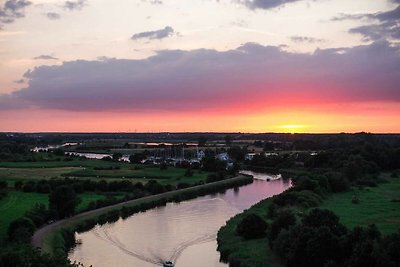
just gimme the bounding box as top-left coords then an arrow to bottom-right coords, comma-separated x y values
350,21 -> 400,41
33,55 -> 59,60
0,0 -> 31,27
45,12 -> 61,20
332,5 -> 400,42
0,94 -> 28,110
331,13 -> 368,21
238,0 -> 302,10
331,6 -> 400,22
1,41 -> 399,112
351,6 -> 400,41
63,0 -> 87,11
290,36 -> 324,43
375,5 -> 400,21
131,26 -> 175,40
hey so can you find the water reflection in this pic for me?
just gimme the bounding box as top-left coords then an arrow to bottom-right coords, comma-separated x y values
69,178 -> 291,267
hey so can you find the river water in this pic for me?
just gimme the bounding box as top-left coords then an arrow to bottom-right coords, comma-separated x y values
69,175 -> 292,267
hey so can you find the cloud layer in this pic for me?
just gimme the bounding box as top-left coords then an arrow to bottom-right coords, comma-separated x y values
239,0 -> 302,10
0,0 -> 31,28
332,5 -> 400,42
63,0 -> 87,11
131,26 -> 175,40
290,36 -> 324,43
1,40 -> 399,113
33,55 -> 59,60
45,12 -> 61,20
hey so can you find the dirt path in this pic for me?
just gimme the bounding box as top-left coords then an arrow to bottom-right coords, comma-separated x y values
32,175 -> 250,253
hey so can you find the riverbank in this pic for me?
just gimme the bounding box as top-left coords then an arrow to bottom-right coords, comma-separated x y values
217,198 -> 283,267
32,175 -> 253,255
217,174 -> 400,267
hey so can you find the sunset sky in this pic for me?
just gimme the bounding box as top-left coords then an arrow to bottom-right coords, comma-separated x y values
0,0 -> 399,133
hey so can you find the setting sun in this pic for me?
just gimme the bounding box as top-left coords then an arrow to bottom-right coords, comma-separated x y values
277,125 -> 307,133
0,0 -> 399,266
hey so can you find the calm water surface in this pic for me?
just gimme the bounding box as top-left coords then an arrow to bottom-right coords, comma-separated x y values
69,175 -> 292,267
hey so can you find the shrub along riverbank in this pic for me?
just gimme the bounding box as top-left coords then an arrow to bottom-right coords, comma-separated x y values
32,175 -> 253,258
217,135 -> 400,267
217,173 -> 400,267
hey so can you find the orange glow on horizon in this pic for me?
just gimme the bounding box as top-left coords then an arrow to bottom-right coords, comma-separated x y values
0,101 -> 399,133
277,125 -> 307,134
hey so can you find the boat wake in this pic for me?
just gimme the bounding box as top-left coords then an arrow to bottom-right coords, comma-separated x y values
91,226 -> 217,266
92,226 -> 161,265
168,232 -> 216,263
87,197 -> 238,266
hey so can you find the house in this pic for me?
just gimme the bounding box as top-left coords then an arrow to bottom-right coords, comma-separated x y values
216,152 -> 230,161
245,153 -> 256,161
197,150 -> 206,160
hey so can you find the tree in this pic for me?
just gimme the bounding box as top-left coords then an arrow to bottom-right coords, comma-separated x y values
302,209 -> 346,236
224,135 -> 232,146
0,244 -> 77,267
14,181 -> 23,190
228,146 -> 246,161
375,230 -> 400,266
145,180 -> 165,194
264,141 -> 274,151
112,152 -> 122,161
49,185 -> 79,219
236,213 -> 268,239
202,156 -> 227,172
198,136 -> 207,147
0,181 -> 7,190
184,167 -> 193,177
268,209 -> 297,245
7,217 -> 36,243
129,153 -> 147,164
25,203 -> 50,227
53,148 -> 65,156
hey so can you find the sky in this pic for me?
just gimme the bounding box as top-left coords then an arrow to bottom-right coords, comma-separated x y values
0,0 -> 399,133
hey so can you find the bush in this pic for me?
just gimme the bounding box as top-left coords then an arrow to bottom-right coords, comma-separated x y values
14,181 -> 23,190
184,168 -> 193,177
268,209 -> 297,246
0,181 -> 7,190
351,195 -> 360,204
8,217 -> 36,243
236,214 -> 268,239
302,209 -> 346,236
25,203 -> 49,227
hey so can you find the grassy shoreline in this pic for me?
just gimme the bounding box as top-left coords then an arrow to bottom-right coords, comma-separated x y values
217,175 -> 400,267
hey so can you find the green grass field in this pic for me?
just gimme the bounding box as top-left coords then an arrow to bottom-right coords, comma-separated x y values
0,192 -> 48,241
66,166 -> 208,185
0,167 -> 84,181
320,176 -> 400,234
0,191 -> 109,241
0,159 -> 209,186
0,158 -> 125,169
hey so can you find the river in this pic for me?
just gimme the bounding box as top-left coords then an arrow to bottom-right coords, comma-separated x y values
68,174 -> 292,267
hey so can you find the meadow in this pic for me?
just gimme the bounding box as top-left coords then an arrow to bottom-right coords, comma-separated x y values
320,175 -> 400,234
0,159 -> 209,186
0,191 -> 108,241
